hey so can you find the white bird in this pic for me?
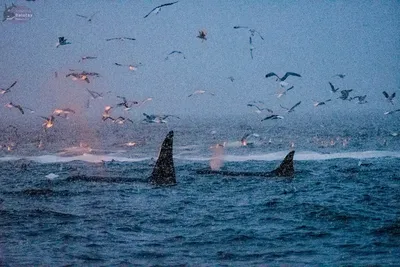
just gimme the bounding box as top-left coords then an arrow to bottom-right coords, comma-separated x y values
188,90 -> 215,97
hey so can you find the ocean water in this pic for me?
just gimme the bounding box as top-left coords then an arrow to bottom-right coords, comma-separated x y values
0,116 -> 399,266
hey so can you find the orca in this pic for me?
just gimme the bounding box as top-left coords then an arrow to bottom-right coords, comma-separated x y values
149,131 -> 177,185
196,151 -> 295,177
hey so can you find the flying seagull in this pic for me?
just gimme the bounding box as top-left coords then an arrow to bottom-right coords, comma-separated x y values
328,82 -> 339,93
247,103 -> 273,114
349,95 -> 367,104
143,1 -> 179,18
102,106 -> 113,121
40,115 -> 55,130
53,108 -> 75,118
142,113 -> 180,123
383,91 -> 396,105
86,88 -> 110,99
114,62 -> 142,71
5,102 -> 34,114
56,37 -> 71,48
197,30 -> 207,41
187,90 -> 215,97
78,56 -> 97,63
233,26 -> 264,40
76,12 -> 98,22
338,89 -> 353,100
0,81 -> 17,95
116,96 -> 139,111
313,99 -> 331,107
106,37 -> 136,41
261,114 -> 284,121
265,72 -> 301,81
332,74 -> 346,78
165,50 -> 186,60
276,85 -> 294,98
113,116 -> 134,124
280,101 -> 301,113
384,109 -> 400,115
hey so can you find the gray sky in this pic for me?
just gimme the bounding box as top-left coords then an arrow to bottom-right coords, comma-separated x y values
1,0 -> 399,124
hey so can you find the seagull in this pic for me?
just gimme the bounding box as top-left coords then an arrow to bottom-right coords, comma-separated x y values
40,115 -> 55,130
142,113 -> 180,123
249,36 -> 254,59
383,91 -> 396,105
332,74 -> 346,78
116,96 -> 139,110
227,76 -> 235,82
106,37 -> 136,41
338,89 -> 353,100
66,73 -> 90,83
276,86 -> 294,98
143,1 -> 179,18
114,62 -> 142,71
165,50 -> 186,60
53,108 -> 75,118
56,37 -> 71,48
240,132 -> 260,146
246,103 -> 273,114
5,102 -> 33,114
113,116 -> 134,124
329,82 -> 339,93
197,30 -> 207,41
78,56 -> 97,63
349,95 -> 367,104
102,106 -> 113,121
233,26 -> 264,40
265,72 -> 301,81
0,81 -> 17,95
188,90 -> 215,97
261,114 -> 284,121
384,109 -> 400,115
280,101 -> 301,113
86,88 -> 110,99
313,99 -> 332,107
76,12 -> 98,22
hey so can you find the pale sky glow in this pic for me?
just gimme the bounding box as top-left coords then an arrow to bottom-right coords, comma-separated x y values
0,0 -> 399,126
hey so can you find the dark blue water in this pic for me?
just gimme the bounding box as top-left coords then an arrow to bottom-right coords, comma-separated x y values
0,118 -> 400,265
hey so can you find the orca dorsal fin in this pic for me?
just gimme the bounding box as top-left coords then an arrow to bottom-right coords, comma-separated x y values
272,151 -> 295,177
149,131 -> 176,185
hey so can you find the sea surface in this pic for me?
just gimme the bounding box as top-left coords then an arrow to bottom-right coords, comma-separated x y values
0,115 -> 399,266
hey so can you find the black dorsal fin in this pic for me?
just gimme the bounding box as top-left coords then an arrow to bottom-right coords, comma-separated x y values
149,131 -> 176,185
272,151 -> 295,177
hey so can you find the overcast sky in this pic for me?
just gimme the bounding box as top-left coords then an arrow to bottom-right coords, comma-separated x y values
0,0 -> 399,125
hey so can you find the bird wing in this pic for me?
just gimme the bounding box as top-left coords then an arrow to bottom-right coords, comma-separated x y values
114,63 -> 123,66
382,91 -> 389,98
143,2 -> 178,19
281,72 -> 301,81
265,72 -> 278,79
7,81 -> 17,90
16,105 -> 24,114
392,92 -> 396,99
290,101 -> 301,111
123,37 -> 136,41
106,38 -> 118,41
253,30 -> 264,40
233,26 -> 249,29
76,14 -> 88,18
328,82 -> 336,92
261,115 -> 274,121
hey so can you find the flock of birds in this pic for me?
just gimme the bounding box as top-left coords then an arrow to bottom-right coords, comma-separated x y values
1,1 -> 399,152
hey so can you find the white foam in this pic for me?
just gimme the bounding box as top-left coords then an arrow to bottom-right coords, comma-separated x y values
176,150 -> 400,162
0,150 -> 399,164
0,153 -> 151,164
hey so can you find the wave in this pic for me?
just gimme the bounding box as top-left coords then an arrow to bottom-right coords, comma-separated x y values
0,150 -> 399,164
